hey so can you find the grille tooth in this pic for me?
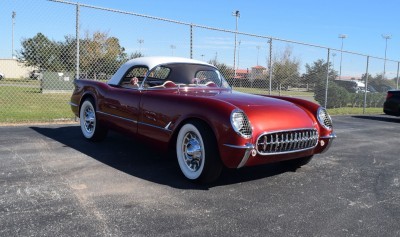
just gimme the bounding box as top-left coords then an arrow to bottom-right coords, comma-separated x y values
257,129 -> 319,155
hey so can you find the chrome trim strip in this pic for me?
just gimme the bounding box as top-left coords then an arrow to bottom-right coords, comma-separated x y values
224,143 -> 254,149
223,143 -> 255,169
320,133 -> 337,139
257,127 -> 317,134
97,111 -> 138,124
164,122 -> 172,130
69,102 -> 78,107
97,111 -> 172,132
138,121 -> 172,132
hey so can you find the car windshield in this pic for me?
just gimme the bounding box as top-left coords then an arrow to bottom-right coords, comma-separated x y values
143,63 -> 230,89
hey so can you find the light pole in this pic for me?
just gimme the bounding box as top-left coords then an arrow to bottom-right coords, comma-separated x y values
338,34 -> 347,80
232,10 -> 240,78
256,45 -> 261,65
170,45 -> 176,56
137,39 -> 144,54
332,52 -> 336,78
382,34 -> 392,78
12,11 -> 16,58
237,40 -> 241,70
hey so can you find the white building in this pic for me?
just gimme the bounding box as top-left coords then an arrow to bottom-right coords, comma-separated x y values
0,59 -> 35,79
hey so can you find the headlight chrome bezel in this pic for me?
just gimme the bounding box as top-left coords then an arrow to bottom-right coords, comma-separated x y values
317,107 -> 333,130
230,109 -> 252,139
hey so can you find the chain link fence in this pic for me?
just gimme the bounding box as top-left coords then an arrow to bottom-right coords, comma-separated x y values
1,0 -> 399,123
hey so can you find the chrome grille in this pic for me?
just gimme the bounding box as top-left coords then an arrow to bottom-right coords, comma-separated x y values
257,129 -> 319,155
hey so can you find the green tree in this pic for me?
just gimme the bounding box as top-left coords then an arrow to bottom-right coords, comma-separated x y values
79,31 -> 128,78
18,31 -> 128,79
303,59 -> 344,108
18,33 -> 64,71
208,59 -> 234,83
271,46 -> 300,90
130,51 -> 144,59
302,59 -> 337,86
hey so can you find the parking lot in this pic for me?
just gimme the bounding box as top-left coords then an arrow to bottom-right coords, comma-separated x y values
0,115 -> 399,236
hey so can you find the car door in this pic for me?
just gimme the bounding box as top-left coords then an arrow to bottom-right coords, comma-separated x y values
99,66 -> 148,134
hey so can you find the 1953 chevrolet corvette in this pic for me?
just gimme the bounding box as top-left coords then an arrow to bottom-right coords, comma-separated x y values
70,56 -> 336,183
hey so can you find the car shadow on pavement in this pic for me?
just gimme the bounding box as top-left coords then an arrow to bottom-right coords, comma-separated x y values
31,125 -> 297,190
352,115 -> 400,123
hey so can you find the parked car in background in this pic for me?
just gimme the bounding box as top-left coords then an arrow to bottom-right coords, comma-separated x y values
0,72 -> 4,80
335,80 -> 368,93
383,90 -> 400,116
70,56 -> 336,183
373,84 -> 395,93
29,70 -> 43,80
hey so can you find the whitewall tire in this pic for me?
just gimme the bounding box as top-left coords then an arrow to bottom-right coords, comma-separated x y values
79,99 -> 107,141
176,121 -> 222,183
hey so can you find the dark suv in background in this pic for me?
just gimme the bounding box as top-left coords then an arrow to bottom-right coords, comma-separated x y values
383,90 -> 400,116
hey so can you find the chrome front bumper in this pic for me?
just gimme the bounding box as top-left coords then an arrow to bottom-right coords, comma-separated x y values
223,143 -> 256,169
224,132 -> 337,169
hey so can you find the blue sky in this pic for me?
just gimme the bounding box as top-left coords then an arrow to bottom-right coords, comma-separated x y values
1,0 -> 399,77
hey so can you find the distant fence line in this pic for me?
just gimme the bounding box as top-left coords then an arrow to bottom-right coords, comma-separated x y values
0,0 -> 399,123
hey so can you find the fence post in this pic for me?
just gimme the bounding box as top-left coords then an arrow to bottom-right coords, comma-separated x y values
363,56 -> 370,114
324,48 -> 330,108
268,38 -> 273,95
396,61 -> 399,89
75,3 -> 80,79
190,24 -> 193,59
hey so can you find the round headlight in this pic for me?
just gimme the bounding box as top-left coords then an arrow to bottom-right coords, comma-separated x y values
232,112 -> 244,130
317,107 -> 333,130
231,110 -> 252,138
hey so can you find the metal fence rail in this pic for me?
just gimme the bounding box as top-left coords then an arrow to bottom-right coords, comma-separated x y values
0,0 -> 399,123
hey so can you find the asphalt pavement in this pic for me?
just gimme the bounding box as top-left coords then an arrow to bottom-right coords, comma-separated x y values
0,115 -> 399,236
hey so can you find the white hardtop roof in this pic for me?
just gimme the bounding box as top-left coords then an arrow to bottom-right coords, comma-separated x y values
108,56 -> 214,85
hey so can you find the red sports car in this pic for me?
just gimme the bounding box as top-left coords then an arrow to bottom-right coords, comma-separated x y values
70,56 -> 336,183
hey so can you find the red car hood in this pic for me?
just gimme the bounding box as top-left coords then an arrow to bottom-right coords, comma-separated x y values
214,91 -> 317,132
178,89 -> 317,132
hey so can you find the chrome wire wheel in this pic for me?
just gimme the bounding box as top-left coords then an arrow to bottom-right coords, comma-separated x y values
182,131 -> 203,172
176,123 -> 205,180
80,100 -> 96,139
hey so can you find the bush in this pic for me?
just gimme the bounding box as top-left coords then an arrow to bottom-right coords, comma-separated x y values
348,93 -> 364,107
314,81 -> 349,108
315,82 -> 387,109
366,92 -> 386,107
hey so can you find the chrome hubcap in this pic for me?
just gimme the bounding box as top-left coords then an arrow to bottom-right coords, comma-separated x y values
83,106 -> 95,134
182,132 -> 203,172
